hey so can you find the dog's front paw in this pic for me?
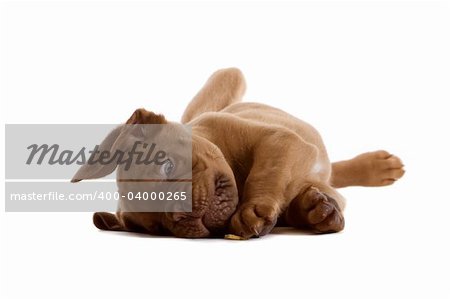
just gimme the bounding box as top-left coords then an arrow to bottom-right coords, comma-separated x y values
299,187 -> 345,233
229,203 -> 278,238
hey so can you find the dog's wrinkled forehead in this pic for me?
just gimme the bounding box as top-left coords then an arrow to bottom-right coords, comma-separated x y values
156,122 -> 192,145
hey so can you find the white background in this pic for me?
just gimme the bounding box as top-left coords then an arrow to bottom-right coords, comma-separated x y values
1,1 -> 449,298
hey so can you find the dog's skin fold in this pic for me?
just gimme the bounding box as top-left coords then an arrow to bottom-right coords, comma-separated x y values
73,68 -> 405,238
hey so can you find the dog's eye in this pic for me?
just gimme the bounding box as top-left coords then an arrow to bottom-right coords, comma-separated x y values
161,160 -> 175,177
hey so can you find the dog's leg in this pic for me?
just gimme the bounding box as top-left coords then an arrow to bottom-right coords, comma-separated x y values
331,150 -> 405,188
280,150 -> 404,231
228,131 -> 329,238
282,184 -> 345,233
181,68 -> 246,123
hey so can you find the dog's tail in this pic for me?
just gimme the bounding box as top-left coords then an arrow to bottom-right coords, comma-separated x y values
181,68 -> 246,123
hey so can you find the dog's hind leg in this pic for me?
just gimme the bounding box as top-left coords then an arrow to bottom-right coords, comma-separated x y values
181,68 -> 246,123
280,151 -> 404,232
331,150 -> 405,188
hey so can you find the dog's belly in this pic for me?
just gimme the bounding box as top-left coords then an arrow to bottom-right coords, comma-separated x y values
221,102 -> 331,166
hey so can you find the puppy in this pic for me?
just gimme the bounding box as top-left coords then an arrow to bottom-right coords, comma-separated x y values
73,68 -> 405,238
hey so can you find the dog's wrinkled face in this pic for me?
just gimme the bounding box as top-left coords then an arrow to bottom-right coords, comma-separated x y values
161,133 -> 239,237
72,108 -> 239,238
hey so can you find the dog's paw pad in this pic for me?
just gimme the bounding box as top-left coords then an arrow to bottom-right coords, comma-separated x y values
301,187 -> 345,233
229,203 -> 278,238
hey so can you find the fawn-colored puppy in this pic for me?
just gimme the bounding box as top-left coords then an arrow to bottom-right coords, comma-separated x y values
73,68 -> 404,238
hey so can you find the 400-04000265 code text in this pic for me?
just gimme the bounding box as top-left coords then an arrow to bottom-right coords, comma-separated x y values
91,191 -> 188,201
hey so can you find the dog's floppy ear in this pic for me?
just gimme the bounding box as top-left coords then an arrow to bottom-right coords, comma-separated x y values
126,108 -> 167,125
71,108 -> 167,183
93,212 -> 125,231
71,125 -> 123,182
